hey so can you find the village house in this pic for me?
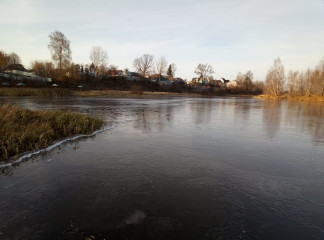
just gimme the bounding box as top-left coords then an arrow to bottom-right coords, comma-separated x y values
0,64 -> 52,83
150,74 -> 172,85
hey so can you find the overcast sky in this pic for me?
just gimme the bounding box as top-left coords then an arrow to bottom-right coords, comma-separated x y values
1,0 -> 324,80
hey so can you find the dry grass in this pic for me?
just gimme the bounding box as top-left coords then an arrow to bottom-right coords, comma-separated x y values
72,89 -> 146,97
72,89 -> 194,97
0,103 -> 103,161
0,88 -> 72,97
255,94 -> 324,102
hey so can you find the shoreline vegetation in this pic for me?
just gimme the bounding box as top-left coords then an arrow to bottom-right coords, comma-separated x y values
0,103 -> 103,161
254,94 -> 324,102
0,87 -> 72,97
1,87 -> 324,101
1,32 -> 324,101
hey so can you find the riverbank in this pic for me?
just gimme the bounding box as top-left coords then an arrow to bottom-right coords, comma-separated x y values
0,103 -> 103,161
255,94 -> 324,102
0,88 -> 199,97
0,87 -> 255,98
0,87 -> 72,97
72,89 -> 199,97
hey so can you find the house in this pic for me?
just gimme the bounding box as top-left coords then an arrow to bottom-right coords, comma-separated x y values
2,64 -> 51,82
107,69 -> 123,76
173,78 -> 187,84
226,80 -> 238,88
126,71 -> 143,81
208,79 -> 222,87
221,78 -> 230,84
191,77 -> 206,85
150,74 -> 172,85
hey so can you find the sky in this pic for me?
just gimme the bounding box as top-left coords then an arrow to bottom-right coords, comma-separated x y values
1,0 -> 324,81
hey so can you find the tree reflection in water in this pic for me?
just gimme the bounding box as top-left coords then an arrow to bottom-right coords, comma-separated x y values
262,99 -> 282,140
263,99 -> 324,143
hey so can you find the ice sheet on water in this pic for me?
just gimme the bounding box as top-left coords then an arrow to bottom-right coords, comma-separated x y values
117,210 -> 146,228
0,124 -> 115,169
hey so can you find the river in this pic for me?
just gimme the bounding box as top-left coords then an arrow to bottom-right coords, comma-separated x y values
0,96 -> 323,239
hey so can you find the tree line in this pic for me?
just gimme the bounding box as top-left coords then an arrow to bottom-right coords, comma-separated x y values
1,30 -> 323,97
264,58 -> 324,97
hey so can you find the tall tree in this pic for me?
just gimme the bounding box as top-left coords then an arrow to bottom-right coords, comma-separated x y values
155,56 -> 168,79
48,31 -> 71,70
265,58 -> 285,96
89,63 -> 96,73
194,63 -> 214,82
287,70 -> 299,95
242,70 -> 254,91
89,46 -> 108,74
133,54 -> 155,77
167,63 -> 177,78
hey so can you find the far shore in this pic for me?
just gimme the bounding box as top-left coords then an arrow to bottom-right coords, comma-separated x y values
254,94 -> 324,102
1,87 -> 324,101
72,89 -> 197,97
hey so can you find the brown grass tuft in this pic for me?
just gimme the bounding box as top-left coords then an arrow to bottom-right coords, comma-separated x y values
0,103 -> 103,161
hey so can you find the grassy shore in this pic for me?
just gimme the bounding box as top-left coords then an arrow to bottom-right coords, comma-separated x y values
2,87 -> 323,101
0,88 -> 72,97
255,94 -> 324,102
0,88 -> 191,97
0,103 -> 103,161
72,89 -> 197,97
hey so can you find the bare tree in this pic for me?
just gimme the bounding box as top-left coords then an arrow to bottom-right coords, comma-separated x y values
236,71 -> 254,92
155,56 -> 168,79
31,60 -> 54,77
304,68 -> 313,97
8,52 -> 21,65
236,72 -> 244,86
194,63 -> 214,82
288,70 -> 299,95
265,58 -> 285,96
317,58 -> 324,96
133,54 -> 155,77
242,70 -> 254,91
108,64 -> 118,71
89,46 -> 108,74
48,31 -> 71,70
297,72 -> 305,95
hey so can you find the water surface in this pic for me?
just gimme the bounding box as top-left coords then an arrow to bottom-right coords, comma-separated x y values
0,96 -> 323,239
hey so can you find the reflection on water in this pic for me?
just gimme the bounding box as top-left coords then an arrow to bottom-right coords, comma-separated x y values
262,99 -> 324,143
190,99 -> 214,126
132,104 -> 175,133
0,96 -> 324,240
286,101 -> 324,144
263,99 -> 282,140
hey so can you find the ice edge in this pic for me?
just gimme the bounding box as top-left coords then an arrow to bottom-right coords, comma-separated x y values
0,124 -> 116,168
